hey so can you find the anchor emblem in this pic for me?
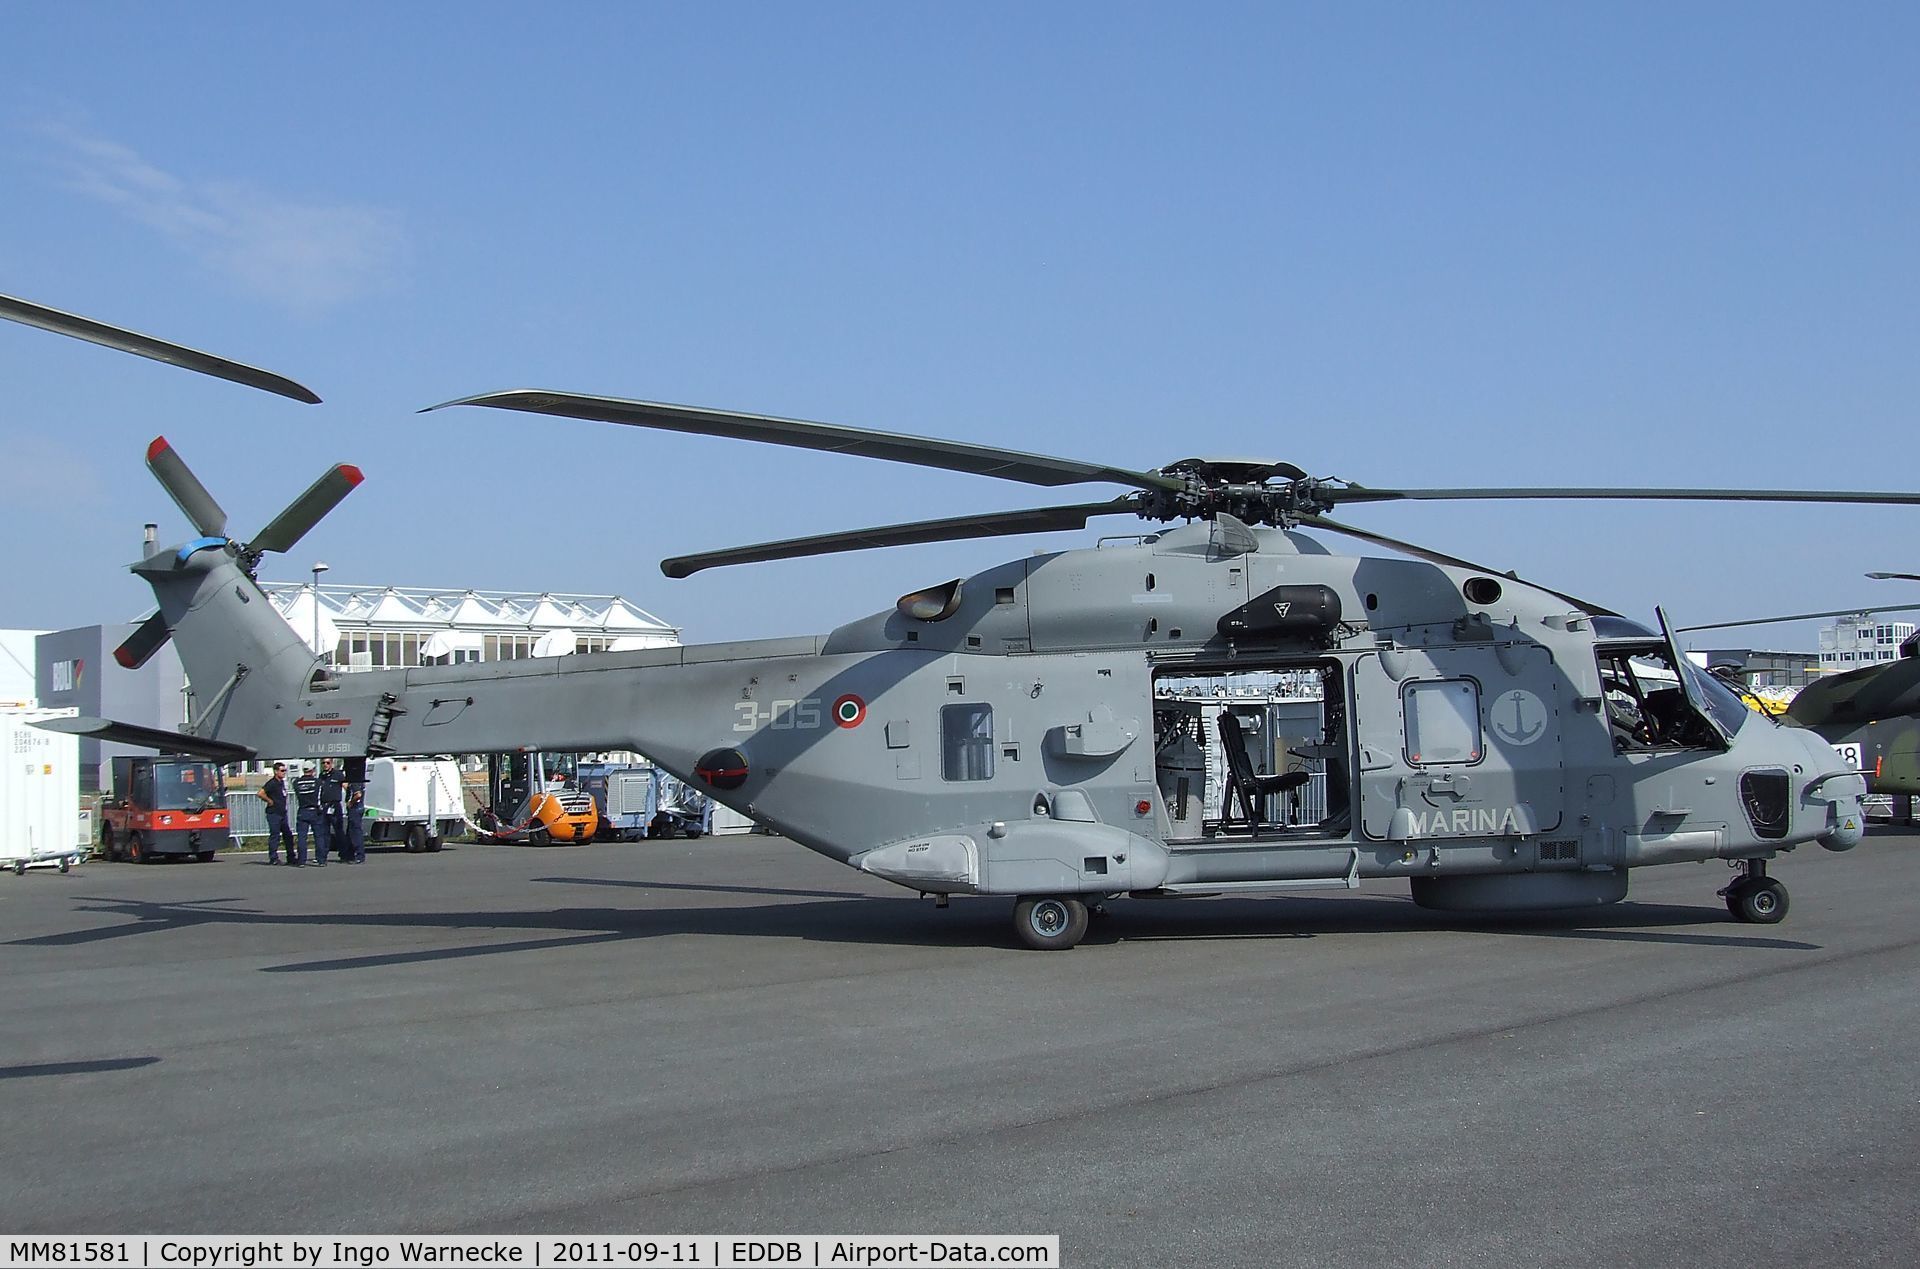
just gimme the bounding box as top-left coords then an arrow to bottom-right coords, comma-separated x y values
1490,689 -> 1547,746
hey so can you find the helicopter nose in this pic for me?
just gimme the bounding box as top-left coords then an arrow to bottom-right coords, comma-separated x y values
1802,734 -> 1868,852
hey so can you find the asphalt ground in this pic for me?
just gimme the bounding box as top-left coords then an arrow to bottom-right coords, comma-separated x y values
2,829 -> 1916,1267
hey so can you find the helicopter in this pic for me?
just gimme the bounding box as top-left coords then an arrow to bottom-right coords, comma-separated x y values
1680,585 -> 1920,799
8,293 -> 1903,949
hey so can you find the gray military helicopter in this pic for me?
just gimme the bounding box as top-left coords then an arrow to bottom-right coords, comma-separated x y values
8,293 -> 1901,947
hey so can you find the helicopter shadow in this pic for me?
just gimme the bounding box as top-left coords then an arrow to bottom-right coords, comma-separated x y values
10,884 -> 1816,971
0,1056 -> 162,1081
1103,894 -> 1821,952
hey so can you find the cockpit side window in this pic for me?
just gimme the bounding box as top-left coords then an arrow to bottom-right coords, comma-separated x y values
1596,643 -> 1736,751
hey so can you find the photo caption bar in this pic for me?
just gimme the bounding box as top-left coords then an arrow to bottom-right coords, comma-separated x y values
3,1236 -> 1061,1269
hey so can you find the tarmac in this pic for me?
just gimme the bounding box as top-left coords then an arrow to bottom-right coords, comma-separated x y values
2,828 -> 1917,1266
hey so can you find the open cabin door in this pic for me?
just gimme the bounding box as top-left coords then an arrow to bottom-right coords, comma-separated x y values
1353,644 -> 1565,842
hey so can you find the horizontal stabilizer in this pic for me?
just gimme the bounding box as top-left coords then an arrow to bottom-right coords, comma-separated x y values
33,716 -> 256,763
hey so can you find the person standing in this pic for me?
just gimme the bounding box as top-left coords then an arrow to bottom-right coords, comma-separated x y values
319,758 -> 346,866
291,764 -> 322,866
258,763 -> 294,864
344,779 -> 368,863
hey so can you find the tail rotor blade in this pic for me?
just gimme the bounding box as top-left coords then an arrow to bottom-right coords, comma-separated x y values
247,464 -> 366,555
146,437 -> 228,538
114,612 -> 172,670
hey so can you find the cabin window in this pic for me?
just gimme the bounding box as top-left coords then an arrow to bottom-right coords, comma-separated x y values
1404,679 -> 1482,765
941,703 -> 995,782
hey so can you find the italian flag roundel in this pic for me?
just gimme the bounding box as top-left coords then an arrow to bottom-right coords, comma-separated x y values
833,694 -> 867,728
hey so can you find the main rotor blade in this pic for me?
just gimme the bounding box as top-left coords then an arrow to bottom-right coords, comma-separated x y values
114,612 -> 172,670
1296,514 -> 1618,616
248,464 -> 366,555
428,391 -> 1185,494
1867,572 -> 1920,582
0,293 -> 321,403
146,437 -> 228,539
1326,484 -> 1920,508
662,499 -> 1138,578
1678,603 -> 1920,634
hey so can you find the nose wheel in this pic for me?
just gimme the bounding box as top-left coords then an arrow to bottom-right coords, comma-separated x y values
1721,860 -> 1790,925
1013,895 -> 1090,950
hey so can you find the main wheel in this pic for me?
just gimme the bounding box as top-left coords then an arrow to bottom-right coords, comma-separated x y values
1728,877 -> 1789,924
1013,895 -> 1090,951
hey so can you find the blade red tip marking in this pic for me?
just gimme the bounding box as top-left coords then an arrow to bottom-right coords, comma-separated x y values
146,436 -> 171,462
340,464 -> 365,487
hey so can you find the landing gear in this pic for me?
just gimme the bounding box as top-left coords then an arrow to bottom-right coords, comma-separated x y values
1013,895 -> 1089,951
1721,859 -> 1789,925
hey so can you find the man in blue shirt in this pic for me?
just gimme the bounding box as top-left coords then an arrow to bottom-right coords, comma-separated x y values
292,764 -> 324,866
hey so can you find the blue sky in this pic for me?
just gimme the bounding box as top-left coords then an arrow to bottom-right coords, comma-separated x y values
2,4 -> 1915,648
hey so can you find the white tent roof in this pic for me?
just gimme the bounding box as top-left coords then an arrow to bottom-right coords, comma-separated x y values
421,629 -> 485,658
281,590 -> 341,656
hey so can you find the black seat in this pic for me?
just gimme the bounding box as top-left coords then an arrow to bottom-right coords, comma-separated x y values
1218,712 -> 1309,831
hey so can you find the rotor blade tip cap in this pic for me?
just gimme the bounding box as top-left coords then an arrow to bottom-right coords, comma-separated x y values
341,465 -> 365,487
146,436 -> 170,462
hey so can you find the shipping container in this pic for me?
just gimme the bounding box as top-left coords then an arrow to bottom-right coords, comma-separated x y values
1,709 -> 83,873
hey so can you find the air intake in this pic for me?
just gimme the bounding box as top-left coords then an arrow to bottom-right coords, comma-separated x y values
1740,770 -> 1790,840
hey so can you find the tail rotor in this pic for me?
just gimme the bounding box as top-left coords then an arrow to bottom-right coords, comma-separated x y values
127,435 -> 363,667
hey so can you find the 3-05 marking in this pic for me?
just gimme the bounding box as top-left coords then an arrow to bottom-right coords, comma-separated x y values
734,698 -> 822,731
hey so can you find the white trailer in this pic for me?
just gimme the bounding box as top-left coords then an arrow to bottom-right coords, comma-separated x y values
1,709 -> 84,874
363,757 -> 467,852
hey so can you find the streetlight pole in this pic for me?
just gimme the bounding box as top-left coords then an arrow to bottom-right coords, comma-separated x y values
311,562 -> 330,664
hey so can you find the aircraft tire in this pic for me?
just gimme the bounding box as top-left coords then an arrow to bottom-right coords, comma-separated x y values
406,825 -> 428,853
1728,877 -> 1789,924
1014,896 -> 1089,951
196,850 -> 215,863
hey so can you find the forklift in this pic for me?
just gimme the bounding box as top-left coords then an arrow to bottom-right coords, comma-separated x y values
97,754 -> 232,863
477,751 -> 600,844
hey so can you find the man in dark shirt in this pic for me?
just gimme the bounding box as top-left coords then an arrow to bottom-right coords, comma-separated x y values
318,758 -> 346,866
258,762 -> 293,864
292,764 -> 324,866
344,780 -> 368,863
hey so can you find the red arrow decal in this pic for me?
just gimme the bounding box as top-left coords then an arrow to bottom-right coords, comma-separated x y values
294,716 -> 353,730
